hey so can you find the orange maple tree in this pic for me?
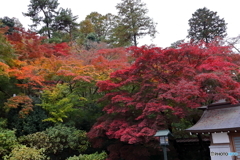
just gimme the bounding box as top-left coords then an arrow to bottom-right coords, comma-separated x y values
7,27 -> 71,61
4,95 -> 33,118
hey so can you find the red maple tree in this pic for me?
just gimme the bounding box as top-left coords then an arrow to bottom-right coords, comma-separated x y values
7,27 -> 71,60
88,43 -> 240,159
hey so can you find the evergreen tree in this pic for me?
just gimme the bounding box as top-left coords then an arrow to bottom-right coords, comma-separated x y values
23,0 -> 59,38
7,106 -> 52,136
111,0 -> 157,47
52,8 -> 79,42
187,7 -> 227,43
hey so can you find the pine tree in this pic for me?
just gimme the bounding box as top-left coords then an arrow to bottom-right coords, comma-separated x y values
23,0 -> 59,38
52,8 -> 79,42
188,7 -> 227,43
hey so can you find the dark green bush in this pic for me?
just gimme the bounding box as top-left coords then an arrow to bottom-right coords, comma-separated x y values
19,124 -> 89,160
67,151 -> 107,160
7,106 -> 52,136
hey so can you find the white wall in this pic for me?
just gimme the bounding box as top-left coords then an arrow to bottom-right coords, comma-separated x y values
212,132 -> 230,143
210,132 -> 232,160
209,145 -> 232,160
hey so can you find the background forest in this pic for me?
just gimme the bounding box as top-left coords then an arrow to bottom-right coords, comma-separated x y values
1,0 -> 240,160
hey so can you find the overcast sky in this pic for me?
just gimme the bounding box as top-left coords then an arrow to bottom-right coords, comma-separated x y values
1,0 -> 240,48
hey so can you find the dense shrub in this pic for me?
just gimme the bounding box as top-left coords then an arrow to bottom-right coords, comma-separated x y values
3,145 -> 48,160
0,128 -> 18,157
19,124 -> 89,159
67,151 -> 107,160
7,106 -> 52,136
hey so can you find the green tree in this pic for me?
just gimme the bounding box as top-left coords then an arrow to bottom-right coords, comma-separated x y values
111,0 -> 157,47
188,7 -> 227,43
108,17 -> 132,47
79,20 -> 94,36
77,19 -> 95,46
85,12 -> 105,40
39,84 -> 76,123
85,12 -> 115,42
23,0 -> 59,38
52,8 -> 79,42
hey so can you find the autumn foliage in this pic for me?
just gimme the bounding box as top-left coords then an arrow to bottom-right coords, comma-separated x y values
4,95 -> 33,118
6,28 -> 71,60
2,22 -> 240,159
88,43 -> 240,159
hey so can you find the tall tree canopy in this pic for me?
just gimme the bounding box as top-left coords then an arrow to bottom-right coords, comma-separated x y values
23,0 -> 59,38
85,12 -> 114,42
111,0 -> 157,47
77,12 -> 115,49
52,8 -> 79,42
187,7 -> 227,43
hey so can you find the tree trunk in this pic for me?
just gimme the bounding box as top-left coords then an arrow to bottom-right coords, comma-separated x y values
133,34 -> 137,46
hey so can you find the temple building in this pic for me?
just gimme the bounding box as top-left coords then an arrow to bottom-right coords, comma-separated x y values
186,100 -> 240,160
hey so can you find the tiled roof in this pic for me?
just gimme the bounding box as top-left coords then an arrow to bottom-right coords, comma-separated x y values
186,103 -> 240,133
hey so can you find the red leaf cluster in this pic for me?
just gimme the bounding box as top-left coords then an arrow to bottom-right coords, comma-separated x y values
7,28 -> 70,60
91,48 -> 131,72
89,42 -> 240,159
